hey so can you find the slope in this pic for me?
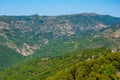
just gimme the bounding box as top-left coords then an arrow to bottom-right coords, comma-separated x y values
0,48 -> 112,80
0,44 -> 24,69
0,13 -> 120,56
47,51 -> 120,80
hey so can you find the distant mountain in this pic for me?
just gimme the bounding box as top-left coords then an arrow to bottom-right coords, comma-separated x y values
0,13 -> 120,56
0,13 -> 120,69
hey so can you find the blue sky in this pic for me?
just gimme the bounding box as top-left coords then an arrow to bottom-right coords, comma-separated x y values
0,0 -> 120,17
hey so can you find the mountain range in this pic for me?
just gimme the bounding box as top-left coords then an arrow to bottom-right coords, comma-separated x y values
0,13 -> 120,80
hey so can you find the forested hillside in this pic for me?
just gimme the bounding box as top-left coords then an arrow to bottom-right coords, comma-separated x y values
1,48 -> 119,80
0,44 -> 24,69
47,51 -> 120,80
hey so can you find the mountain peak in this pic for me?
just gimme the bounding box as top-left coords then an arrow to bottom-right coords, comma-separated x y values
80,13 -> 98,16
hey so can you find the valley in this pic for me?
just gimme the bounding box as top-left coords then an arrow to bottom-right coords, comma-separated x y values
0,13 -> 120,80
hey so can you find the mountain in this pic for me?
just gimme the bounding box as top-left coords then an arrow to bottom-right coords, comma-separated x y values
0,13 -> 120,79
0,13 -> 120,56
0,13 -> 120,68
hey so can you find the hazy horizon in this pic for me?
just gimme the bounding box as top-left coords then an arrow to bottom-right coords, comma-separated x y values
0,0 -> 120,17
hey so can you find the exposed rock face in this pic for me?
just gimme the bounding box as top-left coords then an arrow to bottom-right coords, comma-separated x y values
0,21 -> 10,30
113,30 -> 120,38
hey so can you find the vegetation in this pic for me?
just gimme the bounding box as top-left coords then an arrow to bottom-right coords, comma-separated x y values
0,44 -> 24,69
0,48 -> 119,80
0,13 -> 120,56
47,51 -> 120,80
0,13 -> 120,80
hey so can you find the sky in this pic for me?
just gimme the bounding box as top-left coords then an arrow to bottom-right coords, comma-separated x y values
0,0 -> 120,17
